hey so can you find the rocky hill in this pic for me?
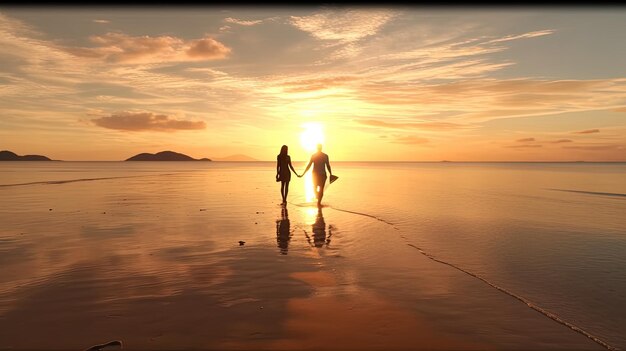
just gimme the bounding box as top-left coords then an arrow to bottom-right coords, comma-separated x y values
0,150 -> 52,161
125,151 -> 211,161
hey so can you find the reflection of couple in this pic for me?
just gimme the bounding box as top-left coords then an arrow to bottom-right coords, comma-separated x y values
311,207 -> 331,248
276,206 -> 291,255
276,143 -> 333,207
277,206 -> 331,254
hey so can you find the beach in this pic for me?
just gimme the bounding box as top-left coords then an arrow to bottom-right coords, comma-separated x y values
1,161 -> 624,350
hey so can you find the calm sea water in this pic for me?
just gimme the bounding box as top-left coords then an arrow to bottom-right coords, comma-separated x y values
1,161 -> 625,349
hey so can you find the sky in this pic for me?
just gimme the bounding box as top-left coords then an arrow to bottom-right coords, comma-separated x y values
0,6 -> 625,161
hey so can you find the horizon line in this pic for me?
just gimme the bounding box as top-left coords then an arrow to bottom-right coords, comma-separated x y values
19,160 -> 626,163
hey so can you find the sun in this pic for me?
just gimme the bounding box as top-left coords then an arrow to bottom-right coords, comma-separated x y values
300,122 -> 325,152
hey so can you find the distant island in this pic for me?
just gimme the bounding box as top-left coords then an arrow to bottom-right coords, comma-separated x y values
0,150 -> 52,161
125,151 -> 212,161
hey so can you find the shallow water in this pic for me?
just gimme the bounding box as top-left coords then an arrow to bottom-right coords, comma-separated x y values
0,161 -> 624,349
325,162 -> 626,349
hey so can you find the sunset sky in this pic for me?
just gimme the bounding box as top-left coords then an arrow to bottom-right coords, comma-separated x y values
1,7 -> 625,161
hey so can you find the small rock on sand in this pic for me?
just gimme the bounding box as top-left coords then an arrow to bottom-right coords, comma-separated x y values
84,340 -> 122,351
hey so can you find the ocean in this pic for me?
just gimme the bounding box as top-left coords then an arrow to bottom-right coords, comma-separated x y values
1,161 -> 624,350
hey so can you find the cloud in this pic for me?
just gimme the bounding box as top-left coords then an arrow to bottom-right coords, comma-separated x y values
487,29 -> 555,44
358,78 -> 626,123
280,75 -> 357,93
290,9 -> 395,43
356,119 -> 470,131
224,17 -> 262,26
516,137 -> 535,142
563,145 -> 623,151
186,37 -> 231,58
505,144 -> 543,148
550,139 -> 573,143
92,111 -> 206,132
93,19 -> 110,24
185,67 -> 228,76
69,32 -> 231,64
573,129 -> 600,134
391,136 -> 429,145
612,107 -> 626,112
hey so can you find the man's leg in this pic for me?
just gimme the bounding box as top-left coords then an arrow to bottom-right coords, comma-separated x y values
317,176 -> 327,206
312,174 -> 320,201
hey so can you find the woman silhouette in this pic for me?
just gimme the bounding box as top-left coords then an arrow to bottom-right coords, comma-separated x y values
276,145 -> 299,205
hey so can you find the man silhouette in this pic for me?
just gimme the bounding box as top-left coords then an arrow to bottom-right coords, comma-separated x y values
299,143 -> 332,207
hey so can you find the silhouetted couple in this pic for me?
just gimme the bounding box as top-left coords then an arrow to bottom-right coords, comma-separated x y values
276,143 -> 333,207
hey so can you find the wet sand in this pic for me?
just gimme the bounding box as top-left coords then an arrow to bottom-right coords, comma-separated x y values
0,166 -> 608,350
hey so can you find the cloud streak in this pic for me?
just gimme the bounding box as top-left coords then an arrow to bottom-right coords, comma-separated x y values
505,144 -> 543,148
224,17 -> 262,26
486,29 -> 555,44
92,111 -> 206,132
563,144 -> 623,151
356,119 -> 471,131
573,129 -> 600,134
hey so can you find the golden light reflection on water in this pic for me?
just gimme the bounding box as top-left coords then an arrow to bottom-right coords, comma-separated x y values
304,172 -> 315,202
304,206 -> 318,224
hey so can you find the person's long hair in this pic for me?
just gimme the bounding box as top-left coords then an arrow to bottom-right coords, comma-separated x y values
279,145 -> 288,158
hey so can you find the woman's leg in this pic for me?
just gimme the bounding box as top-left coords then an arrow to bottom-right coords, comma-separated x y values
281,181 -> 287,203
284,181 -> 290,202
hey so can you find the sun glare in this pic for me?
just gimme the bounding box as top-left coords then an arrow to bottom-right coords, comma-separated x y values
300,122 -> 325,152
300,122 -> 325,202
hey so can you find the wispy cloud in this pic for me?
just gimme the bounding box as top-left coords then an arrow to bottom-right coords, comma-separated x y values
550,139 -> 573,143
486,29 -> 554,44
573,129 -> 600,134
290,9 -> 395,43
93,19 -> 110,24
92,111 -> 206,132
505,144 -> 543,148
224,17 -> 262,26
358,79 -> 626,122
356,119 -> 470,131
516,137 -> 535,142
563,144 -> 623,151
279,75 -> 357,93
